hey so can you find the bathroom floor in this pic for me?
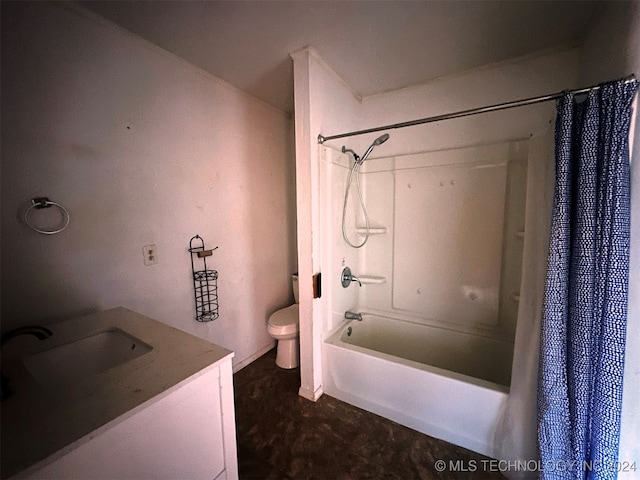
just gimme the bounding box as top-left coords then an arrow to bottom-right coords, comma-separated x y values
233,349 -> 506,479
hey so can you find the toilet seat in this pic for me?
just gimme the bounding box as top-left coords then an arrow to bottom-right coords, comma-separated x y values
267,304 -> 299,337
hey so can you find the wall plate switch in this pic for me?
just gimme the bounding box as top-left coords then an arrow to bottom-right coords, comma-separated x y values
143,244 -> 158,266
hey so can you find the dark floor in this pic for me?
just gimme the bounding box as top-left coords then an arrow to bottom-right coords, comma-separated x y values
233,349 -> 505,480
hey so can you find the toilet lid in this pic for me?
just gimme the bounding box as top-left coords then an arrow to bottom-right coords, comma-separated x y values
268,304 -> 299,328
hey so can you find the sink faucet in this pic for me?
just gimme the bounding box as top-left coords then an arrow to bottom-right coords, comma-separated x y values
1,326 -> 53,347
345,311 -> 362,321
1,326 -> 53,400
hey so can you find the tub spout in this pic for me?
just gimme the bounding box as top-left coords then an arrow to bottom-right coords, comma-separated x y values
345,311 -> 362,321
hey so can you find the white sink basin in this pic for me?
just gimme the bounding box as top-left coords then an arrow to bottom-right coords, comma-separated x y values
23,328 -> 152,386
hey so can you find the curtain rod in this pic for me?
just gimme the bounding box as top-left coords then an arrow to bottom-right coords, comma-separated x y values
317,75 -> 637,144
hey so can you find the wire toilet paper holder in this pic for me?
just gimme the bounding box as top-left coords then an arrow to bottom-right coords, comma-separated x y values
188,235 -> 219,322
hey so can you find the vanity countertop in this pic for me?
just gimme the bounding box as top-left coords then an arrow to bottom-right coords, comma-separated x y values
1,307 -> 233,479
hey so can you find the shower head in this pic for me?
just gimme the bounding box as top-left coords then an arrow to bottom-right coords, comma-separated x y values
359,133 -> 390,164
373,133 -> 390,146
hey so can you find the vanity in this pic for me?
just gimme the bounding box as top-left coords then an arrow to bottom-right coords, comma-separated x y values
1,307 -> 238,480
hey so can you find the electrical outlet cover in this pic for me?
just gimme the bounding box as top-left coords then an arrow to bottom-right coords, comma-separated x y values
143,244 -> 158,266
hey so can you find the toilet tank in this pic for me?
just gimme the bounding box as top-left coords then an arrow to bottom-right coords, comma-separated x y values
292,274 -> 299,304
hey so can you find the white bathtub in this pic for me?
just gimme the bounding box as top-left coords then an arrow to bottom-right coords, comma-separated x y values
323,313 -> 513,458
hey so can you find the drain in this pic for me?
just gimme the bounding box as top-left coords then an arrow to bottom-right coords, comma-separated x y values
347,327 -> 352,336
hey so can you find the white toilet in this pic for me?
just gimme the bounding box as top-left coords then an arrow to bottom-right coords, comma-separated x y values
267,274 -> 299,369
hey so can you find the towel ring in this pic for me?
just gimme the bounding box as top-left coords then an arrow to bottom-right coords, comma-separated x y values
24,197 -> 70,235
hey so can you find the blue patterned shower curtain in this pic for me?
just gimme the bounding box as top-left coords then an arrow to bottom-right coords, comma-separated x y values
538,79 -> 638,480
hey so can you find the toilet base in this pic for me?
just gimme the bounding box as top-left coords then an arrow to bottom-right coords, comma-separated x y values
275,337 -> 299,369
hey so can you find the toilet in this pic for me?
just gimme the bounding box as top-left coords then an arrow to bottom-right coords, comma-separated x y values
267,274 -> 299,369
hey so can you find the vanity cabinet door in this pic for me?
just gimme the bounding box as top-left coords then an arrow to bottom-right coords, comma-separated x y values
20,366 -> 227,480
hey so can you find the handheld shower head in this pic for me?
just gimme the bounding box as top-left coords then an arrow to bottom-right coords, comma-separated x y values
372,133 -> 390,146
359,133 -> 390,163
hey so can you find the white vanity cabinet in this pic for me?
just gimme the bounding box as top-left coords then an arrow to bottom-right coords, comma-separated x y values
2,308 -> 238,480
15,361 -> 237,480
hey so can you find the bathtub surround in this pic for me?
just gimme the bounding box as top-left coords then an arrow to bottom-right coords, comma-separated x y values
0,1 -> 296,371
293,45 -> 581,404
318,129 -> 551,461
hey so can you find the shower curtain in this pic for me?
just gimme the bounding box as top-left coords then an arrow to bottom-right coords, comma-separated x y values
538,79 -> 638,479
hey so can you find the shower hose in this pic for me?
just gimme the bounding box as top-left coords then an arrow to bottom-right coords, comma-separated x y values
341,158 -> 370,248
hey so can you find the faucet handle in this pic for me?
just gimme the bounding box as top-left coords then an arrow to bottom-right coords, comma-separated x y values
341,267 -> 362,288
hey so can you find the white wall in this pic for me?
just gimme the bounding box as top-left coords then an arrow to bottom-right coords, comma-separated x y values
291,47 -> 362,400
0,2 -> 296,370
579,2 -> 640,471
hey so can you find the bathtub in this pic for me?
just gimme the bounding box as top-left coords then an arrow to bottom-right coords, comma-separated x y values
323,313 -> 514,458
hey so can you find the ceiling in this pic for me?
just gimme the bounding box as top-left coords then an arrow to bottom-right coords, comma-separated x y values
80,1 -> 606,113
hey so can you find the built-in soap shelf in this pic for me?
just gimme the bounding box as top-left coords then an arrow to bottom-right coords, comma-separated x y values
359,275 -> 387,285
515,231 -> 525,238
511,293 -> 521,302
355,226 -> 388,235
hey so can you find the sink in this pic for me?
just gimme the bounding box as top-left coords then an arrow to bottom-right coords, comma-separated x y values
23,328 -> 152,386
